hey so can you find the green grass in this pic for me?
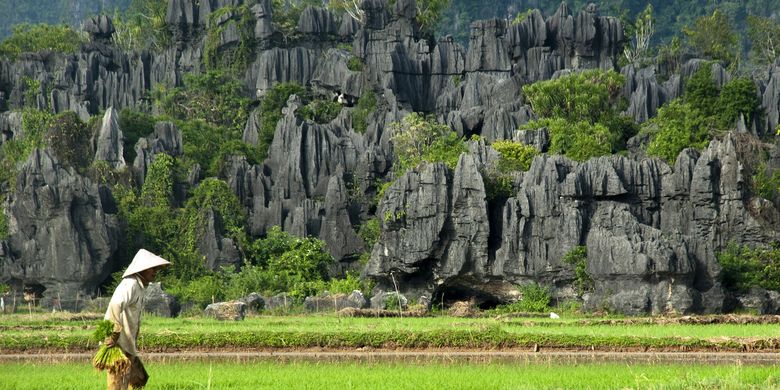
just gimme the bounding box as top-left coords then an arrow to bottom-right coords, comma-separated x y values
0,361 -> 777,389
1,313 -> 779,351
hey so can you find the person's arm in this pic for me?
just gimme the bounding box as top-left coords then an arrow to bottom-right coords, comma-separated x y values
104,280 -> 131,346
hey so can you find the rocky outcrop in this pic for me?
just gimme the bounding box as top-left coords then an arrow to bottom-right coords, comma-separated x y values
0,1 -> 777,316
144,282 -> 180,317
93,107 -> 126,169
1,149 -> 121,310
303,290 -> 368,312
367,133 -> 778,314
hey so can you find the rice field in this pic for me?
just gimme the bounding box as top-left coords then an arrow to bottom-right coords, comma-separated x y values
0,360 -> 778,389
2,313 -> 780,352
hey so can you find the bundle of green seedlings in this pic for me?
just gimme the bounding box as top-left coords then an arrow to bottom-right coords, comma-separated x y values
92,319 -> 129,374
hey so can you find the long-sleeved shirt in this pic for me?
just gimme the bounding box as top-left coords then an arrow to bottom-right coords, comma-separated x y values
104,275 -> 145,356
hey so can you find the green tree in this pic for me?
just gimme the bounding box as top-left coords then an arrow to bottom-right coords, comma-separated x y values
390,113 -> 467,173
0,109 -> 51,185
623,4 -> 654,66
718,243 -> 780,293
716,77 -> 761,130
417,0 -> 452,33
155,71 -> 250,134
351,89 -> 376,134
0,23 -> 84,60
111,0 -> 170,52
747,15 -> 780,67
204,5 -> 255,74
491,140 -> 539,172
522,69 -> 624,125
645,100 -> 709,165
122,153 -> 180,269
521,70 -> 631,161
683,66 -> 719,119
683,9 -> 738,65
118,108 -> 155,162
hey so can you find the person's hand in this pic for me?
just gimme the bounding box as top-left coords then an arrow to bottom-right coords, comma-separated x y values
103,332 -> 120,347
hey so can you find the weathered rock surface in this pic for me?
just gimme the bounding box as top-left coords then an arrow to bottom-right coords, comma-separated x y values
1,149 -> 121,310
204,300 -> 246,320
0,1 -> 777,315
144,282 -> 180,317
303,291 -> 368,312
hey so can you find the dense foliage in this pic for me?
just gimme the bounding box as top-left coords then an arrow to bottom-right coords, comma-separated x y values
153,71 -> 255,176
390,113 -> 467,173
646,67 -> 761,164
0,109 -> 52,185
111,0 -> 170,52
257,82 -> 308,160
522,69 -> 634,161
0,23 -> 84,60
204,4 -> 255,74
718,243 -> 780,293
351,90 -> 377,134
46,111 -> 93,171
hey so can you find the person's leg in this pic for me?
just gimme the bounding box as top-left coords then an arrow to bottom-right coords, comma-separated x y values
107,371 -> 128,390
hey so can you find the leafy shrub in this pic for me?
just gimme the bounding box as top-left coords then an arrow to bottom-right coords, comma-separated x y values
347,56 -> 363,72
524,118 -> 614,162
493,283 -> 551,313
111,0 -> 171,52
271,0 -> 321,42
563,246 -> 593,294
221,263 -> 273,300
717,243 -> 780,292
384,294 -> 404,311
155,71 -> 250,135
118,109 -> 155,163
684,66 -> 719,119
716,77 -> 761,130
172,274 -> 225,308
265,237 -> 335,301
351,89 -> 376,134
521,70 -> 631,160
522,69 -> 624,125
0,205 -> 8,240
0,109 -> 51,185
491,140 -> 538,172
45,111 -> 92,170
0,23 -> 84,60
481,167 -> 513,201
645,100 -> 709,164
298,99 -> 342,123
358,218 -> 380,250
753,164 -> 780,201
121,154 -> 179,273
390,113 -> 467,173
320,271 -> 365,295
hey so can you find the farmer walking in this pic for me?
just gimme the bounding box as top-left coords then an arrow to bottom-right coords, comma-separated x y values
104,249 -> 170,389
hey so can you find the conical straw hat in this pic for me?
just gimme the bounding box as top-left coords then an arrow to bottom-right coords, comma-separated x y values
122,249 -> 171,278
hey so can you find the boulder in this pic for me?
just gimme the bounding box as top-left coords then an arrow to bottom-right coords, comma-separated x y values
204,300 -> 246,321
144,282 -> 179,318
